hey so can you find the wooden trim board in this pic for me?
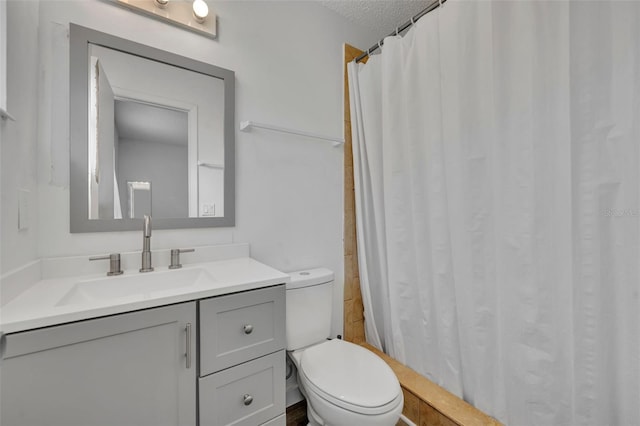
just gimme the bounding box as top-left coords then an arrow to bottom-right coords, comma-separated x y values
343,43 -> 366,344
361,343 -> 502,426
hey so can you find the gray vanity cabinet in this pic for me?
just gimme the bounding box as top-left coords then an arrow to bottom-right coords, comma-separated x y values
0,302 -> 197,426
0,284 -> 286,426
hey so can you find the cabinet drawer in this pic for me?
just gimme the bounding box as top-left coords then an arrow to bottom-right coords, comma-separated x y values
262,414 -> 285,426
199,285 -> 285,375
199,351 -> 285,426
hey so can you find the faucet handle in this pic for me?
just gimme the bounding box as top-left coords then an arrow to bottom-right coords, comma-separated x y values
169,248 -> 195,269
89,253 -> 123,276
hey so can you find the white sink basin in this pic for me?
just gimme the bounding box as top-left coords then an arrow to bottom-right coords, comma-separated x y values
57,268 -> 215,306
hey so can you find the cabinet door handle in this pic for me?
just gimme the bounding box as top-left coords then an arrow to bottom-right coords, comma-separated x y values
243,394 -> 253,406
243,324 -> 253,335
0,333 -> 5,359
186,323 -> 192,369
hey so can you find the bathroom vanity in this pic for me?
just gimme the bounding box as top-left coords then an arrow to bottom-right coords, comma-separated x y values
0,253 -> 287,426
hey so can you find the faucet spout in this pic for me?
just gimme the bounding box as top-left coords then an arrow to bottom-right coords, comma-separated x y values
140,215 -> 154,273
143,214 -> 152,238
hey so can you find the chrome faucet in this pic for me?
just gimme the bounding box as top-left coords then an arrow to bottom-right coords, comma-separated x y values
140,215 -> 154,273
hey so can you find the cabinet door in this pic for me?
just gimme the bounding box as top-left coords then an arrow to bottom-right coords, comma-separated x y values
1,302 -> 196,426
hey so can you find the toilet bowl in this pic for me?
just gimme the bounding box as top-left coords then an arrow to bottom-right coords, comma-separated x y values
286,269 -> 403,426
289,339 -> 403,426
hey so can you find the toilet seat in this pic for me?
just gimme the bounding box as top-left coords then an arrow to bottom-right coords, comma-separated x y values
301,373 -> 403,416
296,339 -> 402,415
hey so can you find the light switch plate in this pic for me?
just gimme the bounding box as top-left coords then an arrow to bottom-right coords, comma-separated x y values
201,203 -> 215,216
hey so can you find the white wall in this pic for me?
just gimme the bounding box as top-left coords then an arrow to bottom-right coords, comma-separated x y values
0,0 -> 7,111
4,0 -> 377,336
1,0 -> 40,274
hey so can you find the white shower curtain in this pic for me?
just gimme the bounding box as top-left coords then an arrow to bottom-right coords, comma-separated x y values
348,1 -> 640,424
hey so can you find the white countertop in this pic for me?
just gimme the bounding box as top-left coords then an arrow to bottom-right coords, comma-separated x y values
1,257 -> 289,334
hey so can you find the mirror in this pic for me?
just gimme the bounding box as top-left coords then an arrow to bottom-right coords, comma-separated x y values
70,24 -> 235,232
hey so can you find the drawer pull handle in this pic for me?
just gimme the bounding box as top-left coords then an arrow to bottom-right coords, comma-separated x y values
186,323 -> 192,369
243,394 -> 253,406
243,324 -> 254,335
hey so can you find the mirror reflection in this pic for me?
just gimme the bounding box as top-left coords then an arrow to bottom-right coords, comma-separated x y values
87,43 -> 225,220
127,181 -> 152,219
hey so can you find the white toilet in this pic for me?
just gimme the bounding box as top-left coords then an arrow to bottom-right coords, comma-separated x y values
286,268 -> 403,426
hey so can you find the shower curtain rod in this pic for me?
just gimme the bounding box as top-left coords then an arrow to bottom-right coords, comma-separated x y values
355,0 -> 447,63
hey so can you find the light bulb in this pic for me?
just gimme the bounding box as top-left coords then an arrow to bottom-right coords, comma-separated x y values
192,0 -> 208,22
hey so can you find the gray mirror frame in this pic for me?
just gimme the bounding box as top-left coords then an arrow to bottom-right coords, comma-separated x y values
69,23 -> 235,232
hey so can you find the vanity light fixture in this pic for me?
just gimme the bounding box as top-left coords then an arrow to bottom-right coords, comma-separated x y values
112,0 -> 217,39
192,0 -> 208,22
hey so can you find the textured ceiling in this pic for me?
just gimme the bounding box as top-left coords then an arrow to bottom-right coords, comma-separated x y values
319,0 -> 430,38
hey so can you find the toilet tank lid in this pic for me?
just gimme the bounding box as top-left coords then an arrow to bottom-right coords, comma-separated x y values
287,268 -> 334,289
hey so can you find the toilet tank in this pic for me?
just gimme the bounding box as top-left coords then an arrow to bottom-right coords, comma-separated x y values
286,268 -> 334,351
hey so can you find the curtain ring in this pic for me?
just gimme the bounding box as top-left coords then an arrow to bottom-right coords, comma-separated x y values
410,16 -> 416,26
395,27 -> 400,36
439,0 -> 443,8
378,41 -> 382,50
